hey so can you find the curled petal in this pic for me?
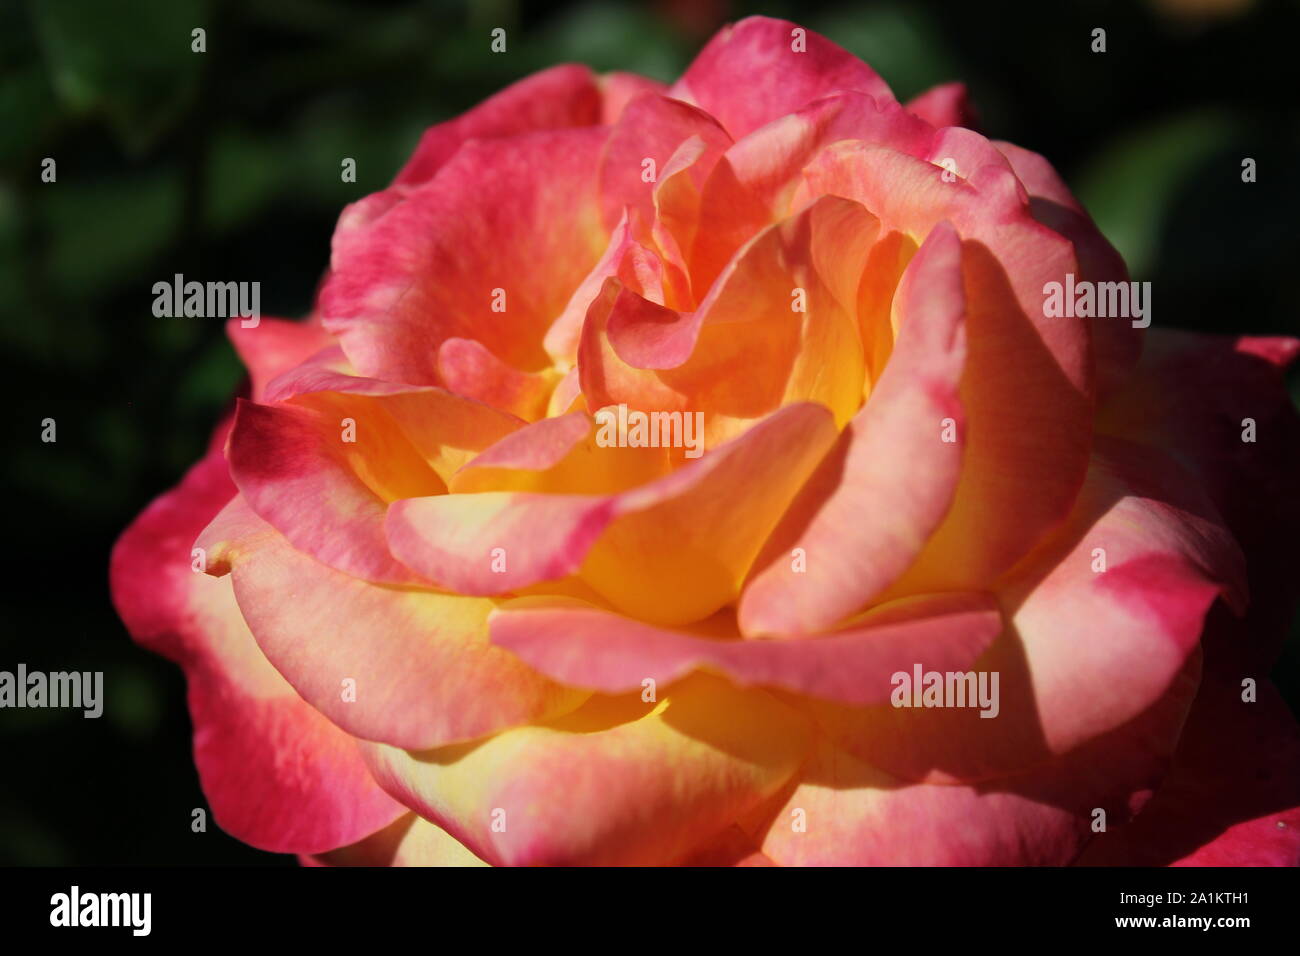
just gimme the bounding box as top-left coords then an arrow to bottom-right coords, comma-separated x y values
690,92 -> 931,291
597,92 -> 731,231
583,196 -> 880,442
387,402 -> 838,625
226,317 -> 335,402
810,436 -> 1244,786
394,64 -> 602,187
544,212 -> 671,369
490,591 -> 1001,705
800,143 -> 1093,590
740,221 -> 968,635
322,129 -> 609,383
905,81 -> 978,129
362,675 -> 812,866
996,140 -> 1140,400
226,398 -> 441,585
213,504 -> 588,751
437,337 -> 557,422
669,16 -> 895,140
110,449 -> 404,854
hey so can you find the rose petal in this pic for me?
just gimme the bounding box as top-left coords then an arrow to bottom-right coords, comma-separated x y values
437,337 -> 556,422
264,368 -> 525,480
806,435 -> 1245,786
362,675 -> 811,865
669,16 -> 895,140
305,813 -> 488,867
1077,663 -> 1300,866
322,128 -> 610,383
582,196 -> 880,444
226,398 -> 440,585
490,591 -> 1000,705
739,221 -> 968,635
387,402 -> 838,625
213,504 -> 588,751
110,448 -> 404,854
598,71 -> 667,124
752,661 -> 1198,867
689,91 -> 932,292
597,92 -> 731,231
1099,330 -> 1300,669
225,317 -> 335,402
905,81 -> 978,129
679,825 -> 777,866
800,142 -> 1094,590
544,212 -> 670,369
449,411 -> 669,496
996,140 -> 1140,400
394,64 -> 602,187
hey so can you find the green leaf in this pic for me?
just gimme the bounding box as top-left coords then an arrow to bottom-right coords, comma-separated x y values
1074,110 -> 1235,278
40,168 -> 183,296
29,0 -> 210,152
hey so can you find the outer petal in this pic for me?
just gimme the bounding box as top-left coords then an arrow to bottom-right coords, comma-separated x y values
1099,331 -> 1300,669
995,140 -> 1140,400
997,436 -> 1244,754
807,435 -> 1244,787
739,221 -> 967,635
1089,336 -> 1300,865
668,16 -> 895,140
322,128 -> 610,383
1077,663 -> 1300,866
598,71 -> 666,124
394,64 -> 602,186
905,81 -> 978,129
753,652 -> 1199,867
362,675 -> 812,866
305,813 -> 488,867
225,399 -> 441,585
225,317 -> 335,402
204,499 -> 588,751
110,447 -> 404,854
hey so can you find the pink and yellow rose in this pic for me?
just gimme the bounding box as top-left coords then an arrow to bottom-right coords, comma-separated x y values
112,17 -> 1300,866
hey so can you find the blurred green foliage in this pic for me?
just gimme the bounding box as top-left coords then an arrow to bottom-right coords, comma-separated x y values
0,0 -> 1297,864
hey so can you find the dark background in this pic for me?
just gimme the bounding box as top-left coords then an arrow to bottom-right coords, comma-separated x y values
1,0 -> 1297,864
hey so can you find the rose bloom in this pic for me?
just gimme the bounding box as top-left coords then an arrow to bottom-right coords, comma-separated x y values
112,17 -> 1300,866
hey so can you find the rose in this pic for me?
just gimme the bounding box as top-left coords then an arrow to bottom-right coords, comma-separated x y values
111,16 -> 1300,866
